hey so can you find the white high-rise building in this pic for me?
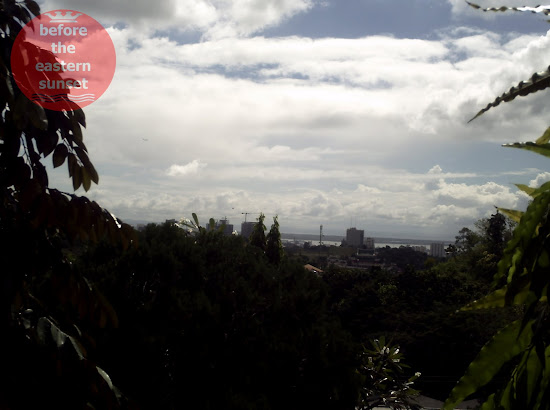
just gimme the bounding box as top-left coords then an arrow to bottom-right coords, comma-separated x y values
430,242 -> 445,258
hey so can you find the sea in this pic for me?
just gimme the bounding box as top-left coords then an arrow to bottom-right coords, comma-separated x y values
280,233 -> 452,248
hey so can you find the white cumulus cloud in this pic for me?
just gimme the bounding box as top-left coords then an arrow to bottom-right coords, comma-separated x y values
166,160 -> 207,177
529,172 -> 550,187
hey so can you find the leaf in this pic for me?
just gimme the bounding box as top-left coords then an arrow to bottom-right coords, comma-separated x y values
192,213 -> 200,228
503,142 -> 550,159
29,101 -> 48,130
13,92 -> 28,130
50,320 -> 68,348
87,161 -> 99,184
72,108 -> 86,128
13,156 -> 31,187
531,181 -> 550,196
536,126 -> 550,145
498,207 -> 524,223
71,118 -> 83,145
1,67 -> 15,104
470,67 -> 550,122
444,319 -> 534,409
461,288 -> 506,311
74,146 -> 98,184
52,144 -> 68,168
467,2 -> 550,16
24,0 -> 40,17
68,152 -> 77,178
496,189 -> 550,303
81,166 -> 91,192
72,163 -> 82,191
515,184 -> 538,197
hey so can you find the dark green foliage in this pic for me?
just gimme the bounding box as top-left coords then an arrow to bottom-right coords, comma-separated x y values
0,2 -> 135,407
322,236 -> 518,401
266,215 -> 284,266
454,227 -> 481,253
445,177 -> 550,408
77,222 -> 361,409
486,211 -> 507,260
249,212 -> 267,250
444,5 -> 550,409
357,337 -> 420,410
376,246 -> 428,271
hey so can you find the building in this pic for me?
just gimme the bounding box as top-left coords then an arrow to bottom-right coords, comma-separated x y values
240,221 -> 255,239
430,242 -> 445,258
215,217 -> 234,236
365,237 -> 375,253
346,227 -> 364,247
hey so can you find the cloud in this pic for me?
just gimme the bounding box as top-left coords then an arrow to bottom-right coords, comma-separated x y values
39,4 -> 550,239
529,172 -> 550,187
428,165 -> 443,175
434,180 -> 518,208
207,0 -> 314,39
166,160 -> 207,176
40,0 -> 314,39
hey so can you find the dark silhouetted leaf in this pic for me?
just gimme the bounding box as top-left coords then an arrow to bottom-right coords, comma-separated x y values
72,163 -> 82,191
24,0 -> 40,17
29,101 -> 48,130
467,2 -> 550,16
73,108 -> 86,128
52,143 -> 68,168
81,166 -> 91,191
470,67 -> 550,122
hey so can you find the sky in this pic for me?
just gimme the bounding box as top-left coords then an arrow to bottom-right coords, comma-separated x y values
35,0 -> 550,240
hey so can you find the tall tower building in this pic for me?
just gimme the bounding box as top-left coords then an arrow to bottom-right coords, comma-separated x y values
216,218 -> 234,236
346,227 -> 364,247
241,221 -> 255,239
365,237 -> 375,252
430,242 -> 445,258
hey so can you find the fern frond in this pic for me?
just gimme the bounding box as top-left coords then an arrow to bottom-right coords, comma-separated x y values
467,2 -> 550,16
469,66 -> 550,122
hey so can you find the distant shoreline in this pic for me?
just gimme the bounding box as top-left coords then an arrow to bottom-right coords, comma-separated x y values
280,232 -> 452,246
125,219 -> 453,245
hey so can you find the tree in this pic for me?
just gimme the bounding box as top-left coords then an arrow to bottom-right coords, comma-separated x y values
485,211 -> 506,259
0,2 -> 134,407
249,212 -> 267,250
76,221 -> 362,409
266,215 -> 284,266
454,227 -> 481,253
444,3 -> 550,409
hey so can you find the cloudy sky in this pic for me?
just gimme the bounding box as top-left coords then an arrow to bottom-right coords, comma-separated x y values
36,0 -> 550,240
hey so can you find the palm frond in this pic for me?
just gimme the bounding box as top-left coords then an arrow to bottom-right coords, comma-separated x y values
469,66 -> 550,122
467,2 -> 550,16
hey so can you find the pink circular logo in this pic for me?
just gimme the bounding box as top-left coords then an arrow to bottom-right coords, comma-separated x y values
11,9 -> 116,111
